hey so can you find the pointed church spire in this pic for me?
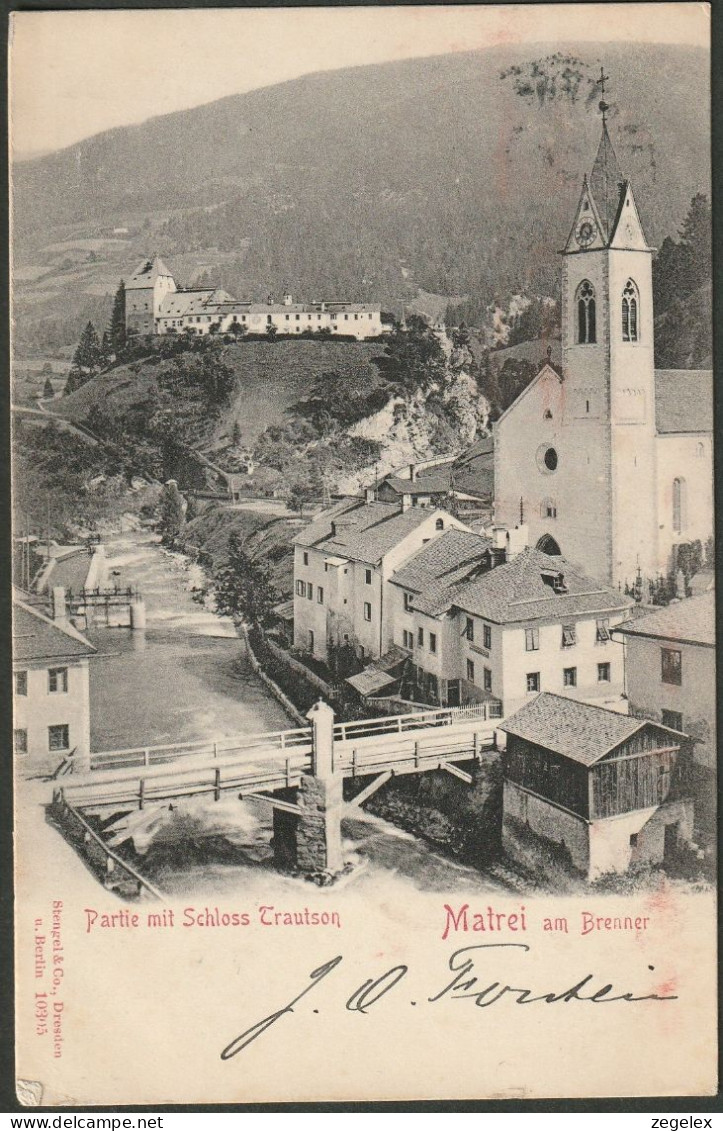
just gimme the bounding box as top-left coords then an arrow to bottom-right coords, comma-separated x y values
590,67 -> 624,242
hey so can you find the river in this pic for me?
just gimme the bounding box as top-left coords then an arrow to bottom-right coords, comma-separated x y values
87,533 -> 509,898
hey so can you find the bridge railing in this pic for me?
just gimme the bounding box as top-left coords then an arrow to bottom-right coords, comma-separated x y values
90,725 -> 313,771
333,702 -> 497,744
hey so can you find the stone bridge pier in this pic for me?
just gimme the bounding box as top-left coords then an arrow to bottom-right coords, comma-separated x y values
272,701 -> 344,876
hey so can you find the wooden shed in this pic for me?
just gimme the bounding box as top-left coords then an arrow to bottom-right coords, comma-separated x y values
499,693 -> 694,879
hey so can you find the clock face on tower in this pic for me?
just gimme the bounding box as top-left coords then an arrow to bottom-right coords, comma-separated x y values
575,218 -> 596,248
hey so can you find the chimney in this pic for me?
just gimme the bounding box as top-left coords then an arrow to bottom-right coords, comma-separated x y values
365,486 -> 376,504
52,586 -> 67,622
283,293 -> 293,307
506,524 -> 529,560
401,493 -> 413,512
491,525 -> 507,550
408,463 -> 416,482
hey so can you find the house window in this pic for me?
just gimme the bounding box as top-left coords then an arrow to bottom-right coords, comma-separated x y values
596,618 -> 610,643
365,569 -> 372,584
429,633 -> 437,654
465,617 -> 474,642
14,671 -> 28,696
306,584 -> 313,601
561,624 -> 576,648
296,580 -> 306,597
308,630 -> 315,652
576,280 -> 596,344
672,478 -> 687,534
525,628 -> 539,652
403,592 -> 413,612
363,602 -> 372,622
48,668 -> 68,694
563,667 -> 577,687
662,709 -> 683,732
303,552 -> 309,566
48,724 -> 70,752
483,667 -> 492,691
526,672 -> 540,693
661,648 -> 682,686
14,729 -> 28,756
543,409 -> 553,420
541,498 -> 557,519
629,833 -> 639,849
435,518 -> 444,531
403,630 -> 414,649
483,624 -> 492,650
466,659 -> 475,683
417,627 -> 424,647
597,662 -> 611,683
621,279 -> 639,342
324,563 -> 329,573
317,587 -> 324,604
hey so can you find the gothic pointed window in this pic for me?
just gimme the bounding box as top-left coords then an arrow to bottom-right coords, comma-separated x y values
622,279 -> 639,342
576,281 -> 596,344
672,478 -> 687,534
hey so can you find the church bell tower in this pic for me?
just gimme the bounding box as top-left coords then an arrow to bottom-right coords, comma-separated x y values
559,72 -> 658,587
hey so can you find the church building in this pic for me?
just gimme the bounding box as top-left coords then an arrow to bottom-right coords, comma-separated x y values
494,106 -> 713,591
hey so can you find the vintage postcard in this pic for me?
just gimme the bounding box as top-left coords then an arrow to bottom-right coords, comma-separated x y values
10,3 -> 716,1106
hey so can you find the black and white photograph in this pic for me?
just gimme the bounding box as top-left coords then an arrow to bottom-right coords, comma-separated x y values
9,3 -> 716,1105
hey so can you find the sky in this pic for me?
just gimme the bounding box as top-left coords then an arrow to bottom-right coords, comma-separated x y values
9,3 -> 710,159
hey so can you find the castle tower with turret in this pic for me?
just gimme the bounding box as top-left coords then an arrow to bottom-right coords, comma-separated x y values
124,256 -> 176,337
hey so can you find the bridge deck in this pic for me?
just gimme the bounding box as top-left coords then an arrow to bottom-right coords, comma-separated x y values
56,713 -> 498,813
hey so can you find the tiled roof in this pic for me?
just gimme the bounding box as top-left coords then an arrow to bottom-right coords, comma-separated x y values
615,591 -> 715,647
450,548 -> 632,624
13,599 -> 96,663
157,290 -> 215,317
126,256 -> 174,290
500,693 -> 674,766
294,498 -> 447,563
390,530 -> 493,615
655,370 -> 712,434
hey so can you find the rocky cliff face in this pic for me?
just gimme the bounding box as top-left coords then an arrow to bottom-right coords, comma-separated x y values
339,333 -> 490,493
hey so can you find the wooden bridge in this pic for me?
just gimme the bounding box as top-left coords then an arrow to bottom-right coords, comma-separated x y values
52,701 -> 502,882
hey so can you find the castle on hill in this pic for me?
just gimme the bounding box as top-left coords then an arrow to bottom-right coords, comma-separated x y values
124,258 -> 384,341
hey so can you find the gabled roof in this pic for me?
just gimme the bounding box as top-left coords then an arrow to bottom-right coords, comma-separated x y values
615,591 -> 715,648
293,498 -> 452,564
655,370 -> 712,434
500,693 -> 683,766
126,256 -> 174,290
157,290 -> 215,318
13,599 -> 96,663
390,529 -> 493,615
450,547 -> 632,624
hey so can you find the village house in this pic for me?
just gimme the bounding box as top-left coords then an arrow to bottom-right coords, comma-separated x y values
613,591 -> 716,845
125,258 -> 384,341
499,693 -> 694,880
494,118 -> 713,590
377,437 -> 495,517
388,529 -> 632,714
13,594 -> 96,776
292,493 -> 469,664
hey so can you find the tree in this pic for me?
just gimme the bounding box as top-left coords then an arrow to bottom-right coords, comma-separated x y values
43,377 -> 55,399
212,531 -> 278,627
231,421 -> 242,447
158,479 -> 187,547
99,330 -> 112,369
286,465 -> 322,519
266,322 -> 278,340
68,322 -> 102,391
109,280 -> 127,358
377,316 -> 446,395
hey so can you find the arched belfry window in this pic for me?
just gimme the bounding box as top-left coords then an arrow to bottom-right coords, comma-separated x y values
672,477 -> 687,534
576,280 -> 596,344
622,279 -> 639,342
